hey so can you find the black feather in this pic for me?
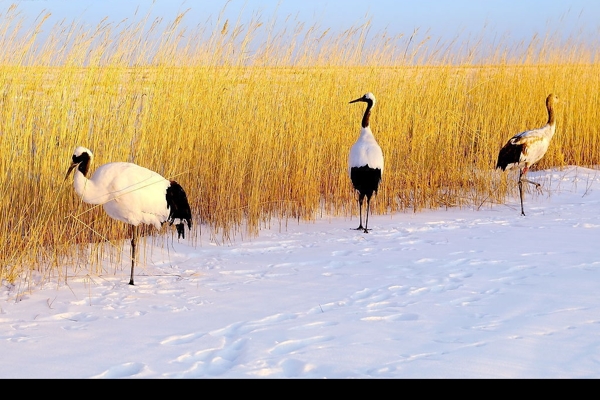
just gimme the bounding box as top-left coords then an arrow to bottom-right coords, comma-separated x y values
350,165 -> 382,200
166,181 -> 192,239
496,140 -> 524,171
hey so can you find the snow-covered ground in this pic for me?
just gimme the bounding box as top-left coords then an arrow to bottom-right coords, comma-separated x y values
2,166 -> 600,378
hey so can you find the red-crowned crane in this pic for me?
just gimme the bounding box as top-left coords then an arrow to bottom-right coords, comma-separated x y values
496,93 -> 559,216
348,92 -> 384,233
65,146 -> 192,285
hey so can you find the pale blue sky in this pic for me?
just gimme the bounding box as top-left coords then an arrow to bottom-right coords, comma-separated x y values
7,0 -> 600,54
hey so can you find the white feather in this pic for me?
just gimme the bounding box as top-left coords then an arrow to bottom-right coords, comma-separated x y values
504,123 -> 556,171
73,161 -> 171,229
348,126 -> 384,174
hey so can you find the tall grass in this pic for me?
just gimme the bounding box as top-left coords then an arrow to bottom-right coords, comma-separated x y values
1,4 -> 599,283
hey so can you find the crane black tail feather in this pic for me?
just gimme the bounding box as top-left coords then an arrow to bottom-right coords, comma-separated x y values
166,180 -> 193,239
175,223 -> 185,239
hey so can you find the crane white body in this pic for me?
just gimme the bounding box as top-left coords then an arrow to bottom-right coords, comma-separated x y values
66,146 -> 192,285
498,124 -> 556,173
348,126 -> 384,174
73,160 -> 173,229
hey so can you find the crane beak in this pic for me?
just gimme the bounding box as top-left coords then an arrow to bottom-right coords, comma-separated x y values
349,96 -> 364,104
64,162 -> 77,181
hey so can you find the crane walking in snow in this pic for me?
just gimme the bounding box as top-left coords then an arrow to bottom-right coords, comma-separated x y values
496,93 -> 559,216
65,146 -> 193,285
348,92 -> 384,233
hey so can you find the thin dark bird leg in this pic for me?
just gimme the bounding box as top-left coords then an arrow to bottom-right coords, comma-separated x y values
518,176 -> 525,216
364,197 -> 371,233
129,225 -> 138,285
355,194 -> 365,230
519,167 -> 542,215
518,167 -> 543,216
520,167 -> 542,191
521,177 -> 542,191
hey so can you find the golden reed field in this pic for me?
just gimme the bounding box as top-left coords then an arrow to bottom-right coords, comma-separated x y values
1,6 -> 600,283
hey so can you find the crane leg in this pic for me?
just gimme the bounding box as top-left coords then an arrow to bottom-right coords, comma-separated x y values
355,194 -> 365,231
522,178 -> 542,192
520,166 -> 542,191
363,198 -> 371,233
518,168 -> 543,216
518,178 -> 525,216
129,225 -> 138,285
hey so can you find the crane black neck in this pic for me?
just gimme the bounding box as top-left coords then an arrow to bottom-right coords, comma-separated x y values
361,99 -> 373,128
547,102 -> 555,126
74,153 -> 91,177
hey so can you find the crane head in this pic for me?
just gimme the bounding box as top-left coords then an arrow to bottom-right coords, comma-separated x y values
349,92 -> 376,105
